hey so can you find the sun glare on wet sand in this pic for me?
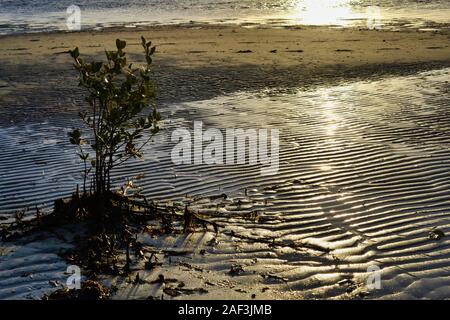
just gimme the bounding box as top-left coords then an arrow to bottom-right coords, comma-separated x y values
291,0 -> 362,26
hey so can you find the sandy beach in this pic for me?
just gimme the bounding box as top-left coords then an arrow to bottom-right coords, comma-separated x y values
1,25 -> 450,125
1,24 -> 450,300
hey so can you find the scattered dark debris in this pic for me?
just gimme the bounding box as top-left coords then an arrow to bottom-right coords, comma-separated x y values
149,274 -> 179,285
163,286 -> 208,297
292,179 -> 305,185
44,280 -> 110,300
270,49 -> 277,53
54,50 -> 71,55
245,211 -> 260,222
148,276 -> 205,298
377,47 -> 400,51
163,249 -> 191,256
229,264 -> 245,276
133,273 -> 147,285
209,193 -> 228,201
2,190 -> 221,281
222,230 -> 330,254
261,287 -> 270,293
235,288 -> 247,293
21,272 -> 33,278
261,274 -> 288,283
14,209 -> 25,226
358,291 -> 370,298
178,262 -> 204,272
183,205 -> 194,233
163,288 -> 182,297
338,278 -> 354,286
145,253 -> 162,270
237,50 -> 253,53
251,294 -> 256,299
151,274 -> 166,284
338,278 -> 358,293
3,185 -> 296,299
7,47 -> 27,51
346,285 -> 358,294
264,185 -> 279,191
428,228 -> 445,240
49,280 -> 60,287
335,49 -> 353,52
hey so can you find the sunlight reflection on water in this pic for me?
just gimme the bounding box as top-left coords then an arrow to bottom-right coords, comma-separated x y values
292,0 -> 358,26
0,0 -> 449,34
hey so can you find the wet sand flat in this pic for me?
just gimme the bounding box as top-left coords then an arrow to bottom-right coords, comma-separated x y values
1,25 -> 450,68
1,25 -> 450,300
0,25 -> 450,125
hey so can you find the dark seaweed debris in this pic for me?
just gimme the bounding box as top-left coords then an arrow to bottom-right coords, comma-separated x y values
44,280 -> 110,300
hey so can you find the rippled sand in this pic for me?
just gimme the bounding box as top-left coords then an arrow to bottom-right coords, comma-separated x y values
1,67 -> 450,299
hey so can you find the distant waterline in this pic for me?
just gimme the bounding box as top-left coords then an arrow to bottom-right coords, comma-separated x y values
1,0 -> 450,35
